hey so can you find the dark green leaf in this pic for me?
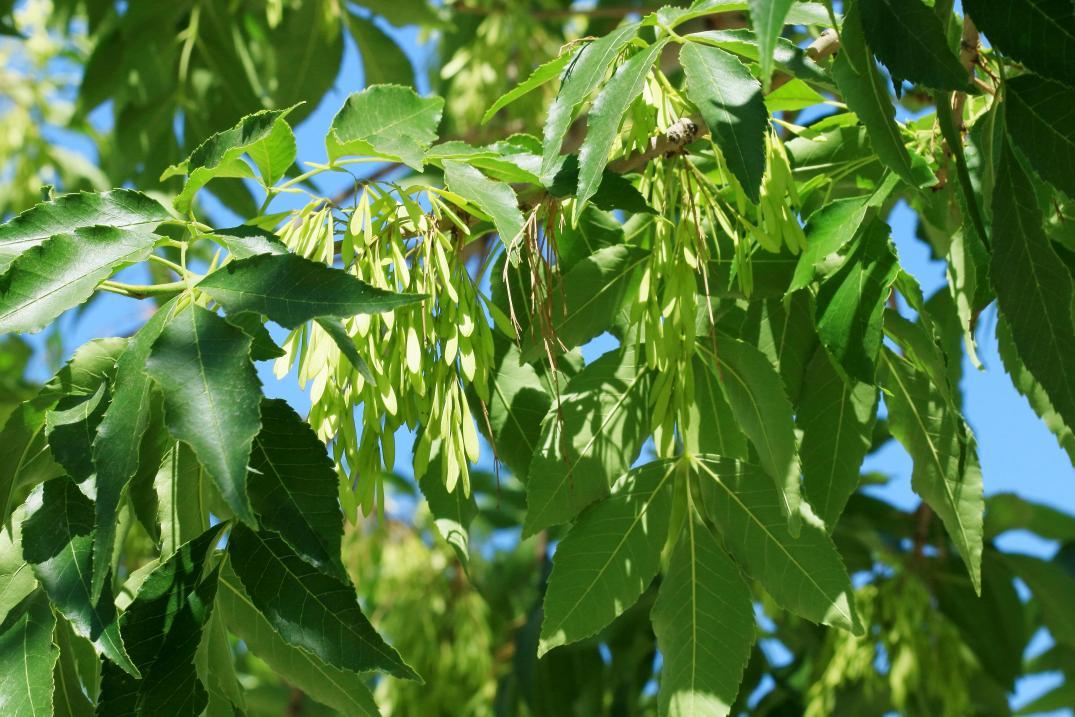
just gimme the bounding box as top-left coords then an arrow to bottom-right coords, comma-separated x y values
0,227 -> 158,334
695,455 -> 862,634
327,85 -> 444,169
963,0 -> 1075,87
145,304 -> 262,526
418,439 -> 478,563
540,23 -> 640,183
44,383 -> 108,483
859,0 -> 970,91
985,492 -> 1075,542
0,189 -> 169,274
194,611 -> 245,717
211,225 -> 289,259
21,477 -> 138,676
198,253 -> 423,329
1006,74 -> 1075,199
0,591 -> 58,716
53,616 -> 96,717
539,460 -> 675,655
216,564 -> 381,716
524,342 -> 652,535
680,42 -> 768,203
814,218 -> 898,383
248,399 -> 346,581
97,525 -> 224,717
798,349 -> 878,531
992,139 -> 1075,432
348,13 -> 414,87
224,312 -> 285,361
652,515 -> 755,717
575,40 -> 666,218
482,338 -> 552,479
228,524 -> 417,679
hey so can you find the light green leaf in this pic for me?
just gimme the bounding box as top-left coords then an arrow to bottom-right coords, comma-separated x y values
519,245 -> 649,362
575,41 -> 666,219
859,0 -> 970,91
198,252 -> 423,329
763,78 -> 827,112
680,41 -> 768,203
1003,553 -> 1075,647
0,226 -> 158,334
245,119 -> 297,187
831,2 -> 935,188
145,304 -> 262,526
247,399 -> 346,581
798,349 -> 878,531
992,138 -> 1075,432
97,525 -> 224,716
21,477 -> 139,676
91,302 -> 178,600
0,591 -> 58,717
963,0 -> 1075,86
0,189 -> 169,274
0,506 -> 36,626
699,337 -> 801,534
347,12 -> 414,87
164,108 -> 294,213
747,0 -> 795,92
210,225 -> 289,259
1006,74 -> 1075,202
814,218 -> 898,384
540,23 -> 640,183
539,460 -> 675,655
996,317 -> 1075,466
880,348 -> 984,591
154,443 -> 210,561
53,616 -> 96,717
216,564 -> 382,717
652,515 -> 755,717
227,524 -> 417,680
694,455 -> 862,633
327,84 -> 444,169
483,49 -> 576,124
442,160 -> 525,246
524,342 -> 652,535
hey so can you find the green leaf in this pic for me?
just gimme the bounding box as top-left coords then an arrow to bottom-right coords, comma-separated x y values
798,349 -> 878,531
0,591 -> 58,717
880,348 -> 984,591
216,564 -> 381,717
519,245 -> 649,362
227,524 -> 417,680
44,383 -> 109,484
224,311 -> 285,361
575,40 -> 666,219
327,84 -> 444,169
694,455 -> 862,634
540,23 -> 640,183
992,139 -> 1075,432
680,42 -> 768,203
194,611 -> 245,717
483,49 -> 576,124
53,616 -> 96,717
746,0 -> 795,92
145,304 -> 263,526
97,525 -> 224,717
686,29 -> 834,92
1003,553 -> 1075,648
163,108 -> 294,212
539,460 -> 675,655
814,218 -> 898,383
1006,74 -> 1075,200
985,493 -> 1075,542
996,318 -> 1075,466
0,506 -> 36,626
831,3 -> 935,188
0,226 -> 158,334
198,252 -> 424,329
483,338 -> 553,479
442,160 -> 525,246
652,515 -> 755,717
211,225 -> 289,259
347,13 -> 414,87
963,0 -> 1075,87
91,302 -> 178,600
418,438 -> 478,563
0,189 -> 169,274
21,477 -> 139,676
245,119 -> 297,187
700,337 -> 801,534
248,398 -> 346,581
684,355 -> 749,460
859,0 -> 970,91
154,443 -> 211,561
524,342 -> 652,535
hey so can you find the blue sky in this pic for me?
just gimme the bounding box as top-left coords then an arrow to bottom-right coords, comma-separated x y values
17,12 -> 1074,714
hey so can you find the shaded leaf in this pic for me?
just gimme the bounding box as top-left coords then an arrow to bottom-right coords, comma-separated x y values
347,13 -> 414,87
1006,74 -> 1075,202
746,0 -> 796,92
484,49 -> 576,124
963,0 -> 1075,86
859,0 -> 970,91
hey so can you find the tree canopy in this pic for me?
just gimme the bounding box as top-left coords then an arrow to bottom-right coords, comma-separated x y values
1,0 -> 1074,715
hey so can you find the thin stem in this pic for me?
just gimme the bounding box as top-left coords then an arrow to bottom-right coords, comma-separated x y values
101,280 -> 189,299
148,254 -> 189,277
